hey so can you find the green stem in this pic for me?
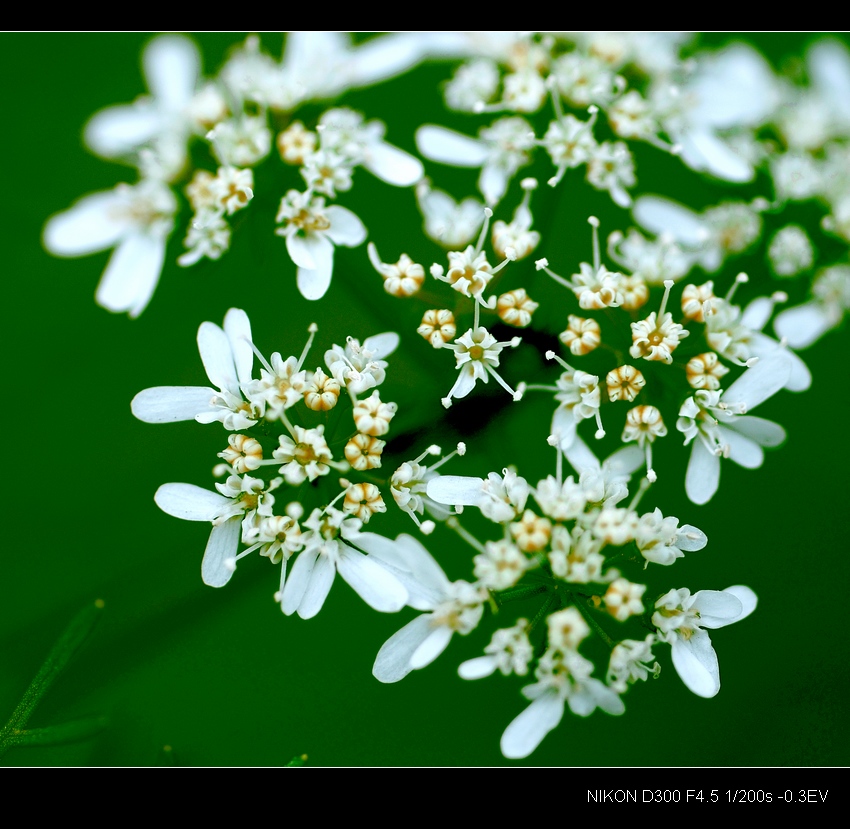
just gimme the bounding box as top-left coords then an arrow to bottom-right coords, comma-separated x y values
571,592 -> 616,649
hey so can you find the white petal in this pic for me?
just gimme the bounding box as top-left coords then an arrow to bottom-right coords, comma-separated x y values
325,206 -> 367,247
338,548 -> 407,613
609,185 -> 633,209
363,332 -> 399,359
84,103 -> 162,157
394,535 -> 451,594
350,533 -> 445,609
297,266 -> 332,301
749,333 -> 811,392
551,406 -> 578,450
741,297 -> 773,331
131,385 -> 216,423
197,320 -> 238,393
681,129 -> 751,180
345,33 -> 431,87
286,232 -> 317,270
296,553 -> 336,619
346,532 -> 409,569
372,614 -> 434,683
568,680 -> 625,717
95,232 -> 165,318
409,625 -> 453,670
671,630 -> 720,698
296,241 -> 335,300
718,425 -> 763,469
604,444 -> 645,476
416,125 -> 489,166
784,350 -> 812,392
283,31 -> 348,79
458,656 -> 497,680
676,525 -> 708,551
154,483 -> 230,521
202,516 -> 240,588
691,589 -> 744,629
426,475 -> 485,506
449,364 -> 477,399
724,352 -> 791,411
143,34 -> 200,112
277,558 -> 288,610
685,440 -> 720,505
808,38 -> 850,122
690,44 -> 778,127
723,585 -> 758,621
562,434 -> 600,474
726,415 -> 786,447
632,195 -> 707,246
43,190 -> 131,256
364,141 -> 424,187
281,549 -> 318,616
479,163 -> 509,206
223,308 -> 254,387
773,303 -> 834,349
500,692 -> 564,760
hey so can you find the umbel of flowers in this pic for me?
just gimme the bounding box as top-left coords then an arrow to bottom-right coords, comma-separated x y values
42,32 -> 850,761
132,308 -> 407,617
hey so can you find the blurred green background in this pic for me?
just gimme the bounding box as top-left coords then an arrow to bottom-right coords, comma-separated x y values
2,32 -> 848,767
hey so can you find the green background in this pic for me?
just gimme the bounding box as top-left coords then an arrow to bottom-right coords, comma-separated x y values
2,32 -> 847,767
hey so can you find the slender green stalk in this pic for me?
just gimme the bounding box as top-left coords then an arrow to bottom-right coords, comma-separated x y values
0,600 -> 105,757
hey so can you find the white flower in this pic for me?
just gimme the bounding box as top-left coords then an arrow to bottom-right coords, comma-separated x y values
131,307 -> 259,430
586,141 -> 636,208
561,438 -> 644,506
278,32 -> 464,109
444,59 -> 500,112
367,243 -> 425,296
389,444 -> 461,532
458,620 -> 533,679
767,225 -> 814,277
542,112 -> 598,187
500,648 -> 624,759
606,228 -> 692,286
473,539 -> 529,590
635,509 -> 707,567
654,42 -> 779,182
697,287 -> 811,393
178,208 -> 230,267
440,326 -> 522,408
83,34 -> 201,180
774,265 -> 850,349
427,468 -> 529,524
317,107 -> 424,187
208,116 -> 271,167
551,367 -> 604,448
416,116 -> 535,205
676,352 -> 792,504
273,426 -> 333,485
324,332 -> 399,397
632,195 -> 762,273
43,178 -> 176,317
280,508 -> 408,619
653,585 -> 757,698
491,178 -> 540,260
607,635 -> 659,694
153,474 -> 277,588
369,535 -> 487,683
415,182 -> 485,248
275,190 -> 366,300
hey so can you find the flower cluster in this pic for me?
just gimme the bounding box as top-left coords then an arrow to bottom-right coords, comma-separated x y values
132,309 -> 409,618
363,437 -> 756,758
42,32 -> 850,763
